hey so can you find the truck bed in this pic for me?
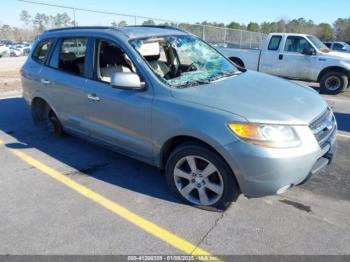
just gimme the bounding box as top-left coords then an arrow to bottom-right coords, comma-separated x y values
217,47 -> 261,71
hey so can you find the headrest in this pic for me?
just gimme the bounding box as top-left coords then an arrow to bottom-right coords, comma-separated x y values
139,42 -> 160,61
60,52 -> 76,61
101,45 -> 124,65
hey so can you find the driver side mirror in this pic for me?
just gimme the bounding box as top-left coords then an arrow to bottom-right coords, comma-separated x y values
302,47 -> 316,56
110,72 -> 144,90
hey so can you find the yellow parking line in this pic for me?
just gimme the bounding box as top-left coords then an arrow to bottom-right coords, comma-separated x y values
0,139 -> 215,258
337,133 -> 350,139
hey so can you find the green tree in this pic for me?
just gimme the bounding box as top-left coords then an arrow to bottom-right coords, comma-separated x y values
227,21 -> 241,30
0,24 -> 12,39
142,19 -> 155,25
51,12 -> 72,28
33,13 -> 49,32
118,20 -> 127,27
20,10 -> 32,27
334,18 -> 350,41
261,22 -> 273,33
247,22 -> 260,32
276,19 -> 287,32
111,20 -> 127,27
317,23 -> 334,41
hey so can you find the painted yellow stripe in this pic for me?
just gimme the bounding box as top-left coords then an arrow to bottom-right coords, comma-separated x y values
337,133 -> 350,139
0,139 -> 215,259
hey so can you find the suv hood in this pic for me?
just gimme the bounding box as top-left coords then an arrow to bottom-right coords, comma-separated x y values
171,71 -> 327,125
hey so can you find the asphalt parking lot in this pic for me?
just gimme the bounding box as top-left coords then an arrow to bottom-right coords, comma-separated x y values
0,58 -> 349,257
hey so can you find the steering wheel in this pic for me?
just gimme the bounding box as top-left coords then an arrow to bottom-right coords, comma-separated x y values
186,63 -> 197,72
164,63 -> 180,80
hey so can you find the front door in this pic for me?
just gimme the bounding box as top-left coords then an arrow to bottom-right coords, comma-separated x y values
84,39 -> 153,163
277,36 -> 315,80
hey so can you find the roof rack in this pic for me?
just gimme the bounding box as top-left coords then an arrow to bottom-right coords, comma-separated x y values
45,25 -> 190,37
126,25 -> 188,33
46,26 -> 118,33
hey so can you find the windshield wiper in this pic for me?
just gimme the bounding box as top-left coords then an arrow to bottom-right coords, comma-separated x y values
172,71 -> 241,88
173,79 -> 211,88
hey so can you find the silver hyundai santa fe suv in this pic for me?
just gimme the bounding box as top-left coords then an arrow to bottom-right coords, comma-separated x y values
21,26 -> 337,210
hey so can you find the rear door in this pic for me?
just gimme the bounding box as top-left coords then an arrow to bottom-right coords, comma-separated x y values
42,36 -> 92,136
259,35 -> 283,75
22,39 -> 53,100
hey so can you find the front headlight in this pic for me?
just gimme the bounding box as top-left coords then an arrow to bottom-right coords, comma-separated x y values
228,123 -> 301,148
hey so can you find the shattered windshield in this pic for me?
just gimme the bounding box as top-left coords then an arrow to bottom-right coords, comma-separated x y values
131,35 -> 240,88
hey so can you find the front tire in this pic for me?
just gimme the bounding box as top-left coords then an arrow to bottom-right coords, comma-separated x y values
320,71 -> 348,95
165,144 -> 240,211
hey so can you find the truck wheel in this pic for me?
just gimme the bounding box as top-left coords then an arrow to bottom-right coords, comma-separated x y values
165,143 -> 240,211
320,71 -> 348,95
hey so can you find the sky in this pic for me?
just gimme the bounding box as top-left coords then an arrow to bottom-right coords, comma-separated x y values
1,0 -> 350,27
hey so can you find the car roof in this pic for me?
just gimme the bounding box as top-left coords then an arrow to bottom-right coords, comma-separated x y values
119,26 -> 188,38
270,33 -> 313,38
43,26 -> 188,40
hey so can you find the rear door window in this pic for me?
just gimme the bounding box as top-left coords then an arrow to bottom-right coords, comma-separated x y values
58,38 -> 88,76
268,36 -> 282,51
32,40 -> 52,64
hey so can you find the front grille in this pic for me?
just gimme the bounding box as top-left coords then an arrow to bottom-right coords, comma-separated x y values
309,108 -> 336,148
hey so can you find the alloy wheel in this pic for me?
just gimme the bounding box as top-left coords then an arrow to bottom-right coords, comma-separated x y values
173,155 -> 224,206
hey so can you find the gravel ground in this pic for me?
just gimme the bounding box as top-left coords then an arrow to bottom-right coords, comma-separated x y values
0,56 -> 26,94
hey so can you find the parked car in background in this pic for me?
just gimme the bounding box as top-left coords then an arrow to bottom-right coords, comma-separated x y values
0,44 -> 10,57
0,39 -> 13,47
0,41 -> 32,57
219,33 -> 350,94
324,42 -> 350,53
9,47 -> 22,57
21,26 -> 337,210
23,47 -> 31,56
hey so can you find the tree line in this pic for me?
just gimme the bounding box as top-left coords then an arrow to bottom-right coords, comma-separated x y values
0,10 -> 75,41
1,10 -> 350,42
198,18 -> 350,41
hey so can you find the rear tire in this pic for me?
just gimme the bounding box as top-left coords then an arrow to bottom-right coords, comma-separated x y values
165,143 -> 240,211
47,109 -> 64,137
320,71 -> 348,95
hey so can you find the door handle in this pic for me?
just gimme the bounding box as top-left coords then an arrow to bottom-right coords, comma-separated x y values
40,78 -> 51,85
279,54 -> 284,60
87,93 -> 100,101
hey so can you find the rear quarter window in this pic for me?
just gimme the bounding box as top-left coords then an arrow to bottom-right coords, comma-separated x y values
32,40 -> 52,64
268,36 -> 282,51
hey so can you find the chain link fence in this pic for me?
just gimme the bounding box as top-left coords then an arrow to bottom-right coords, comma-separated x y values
19,0 -> 266,49
179,24 -> 265,49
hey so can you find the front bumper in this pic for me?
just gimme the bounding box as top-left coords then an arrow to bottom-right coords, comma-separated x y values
220,125 -> 337,197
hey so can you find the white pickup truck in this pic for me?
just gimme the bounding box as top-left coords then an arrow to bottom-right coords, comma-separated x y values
219,33 -> 350,94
